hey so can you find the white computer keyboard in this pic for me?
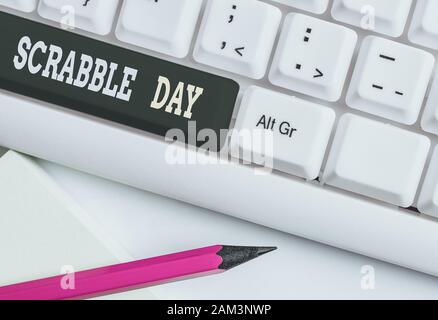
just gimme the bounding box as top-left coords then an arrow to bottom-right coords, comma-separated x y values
2,0 -> 438,276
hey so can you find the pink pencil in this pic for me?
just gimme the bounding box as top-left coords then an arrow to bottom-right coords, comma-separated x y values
0,245 -> 276,300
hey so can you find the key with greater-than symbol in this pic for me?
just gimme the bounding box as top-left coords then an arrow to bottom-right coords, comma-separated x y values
0,12 -> 239,151
269,13 -> 357,102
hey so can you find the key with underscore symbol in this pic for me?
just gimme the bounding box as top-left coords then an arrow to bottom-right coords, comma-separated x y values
346,36 -> 434,125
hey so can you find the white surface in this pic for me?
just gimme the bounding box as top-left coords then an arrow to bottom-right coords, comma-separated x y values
271,0 -> 329,14
35,157 -> 438,299
115,0 -> 203,58
0,151 -> 134,286
269,13 -> 357,101
4,0 -> 438,289
193,0 -> 281,79
346,36 -> 434,125
331,0 -> 413,37
5,89 -> 438,277
409,0 -> 438,51
418,146 -> 438,218
0,0 -> 37,12
38,0 -> 120,35
323,114 -> 430,207
232,86 -> 335,179
422,68 -> 438,136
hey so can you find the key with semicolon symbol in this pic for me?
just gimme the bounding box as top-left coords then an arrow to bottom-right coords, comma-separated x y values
193,0 -> 281,79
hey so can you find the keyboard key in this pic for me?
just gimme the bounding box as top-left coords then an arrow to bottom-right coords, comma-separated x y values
231,86 -> 335,180
0,11 -> 239,151
346,36 -> 434,125
115,0 -> 203,58
38,0 -> 119,35
193,0 -> 281,79
269,13 -> 357,102
271,0 -> 329,14
409,0 -> 438,51
421,68 -> 438,135
331,0 -> 412,37
418,146 -> 438,218
323,114 -> 430,207
0,0 -> 37,12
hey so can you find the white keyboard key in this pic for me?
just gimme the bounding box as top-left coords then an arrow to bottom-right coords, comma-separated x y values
38,0 -> 119,36
193,0 -> 281,79
418,146 -> 438,218
422,68 -> 438,136
231,86 -> 335,180
269,13 -> 357,102
332,0 -> 412,37
409,0 -> 438,51
271,0 -> 329,14
323,114 -> 430,207
346,36 -> 434,125
0,0 -> 37,12
116,0 -> 203,58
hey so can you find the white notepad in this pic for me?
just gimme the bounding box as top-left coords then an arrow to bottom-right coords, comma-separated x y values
0,151 -> 153,298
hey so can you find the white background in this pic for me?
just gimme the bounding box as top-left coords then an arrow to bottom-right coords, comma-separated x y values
29,156 -> 438,300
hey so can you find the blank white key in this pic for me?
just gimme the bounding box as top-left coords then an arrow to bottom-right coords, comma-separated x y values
331,0 -> 412,37
0,0 -> 37,12
346,36 -> 434,125
422,68 -> 438,136
38,0 -> 119,35
271,0 -> 329,14
409,0 -> 438,51
116,0 -> 203,58
269,13 -> 357,102
418,146 -> 438,218
193,0 -> 281,79
231,86 -> 335,180
323,114 -> 430,207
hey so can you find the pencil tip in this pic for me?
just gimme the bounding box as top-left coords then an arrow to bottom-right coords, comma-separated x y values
256,246 -> 277,257
217,245 -> 277,270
